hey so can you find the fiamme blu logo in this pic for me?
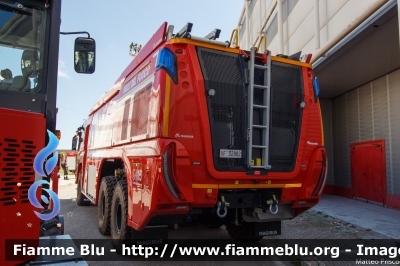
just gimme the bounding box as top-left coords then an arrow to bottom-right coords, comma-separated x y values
28,130 -> 61,220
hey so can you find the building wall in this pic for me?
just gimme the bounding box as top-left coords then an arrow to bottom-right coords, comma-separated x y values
321,70 -> 400,196
239,0 -> 400,200
239,0 -> 383,56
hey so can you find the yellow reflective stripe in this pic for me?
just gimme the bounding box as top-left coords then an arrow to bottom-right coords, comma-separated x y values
191,183 -> 302,189
271,56 -> 312,68
163,75 -> 171,137
168,38 -> 241,54
192,184 -> 219,189
283,183 -> 302,188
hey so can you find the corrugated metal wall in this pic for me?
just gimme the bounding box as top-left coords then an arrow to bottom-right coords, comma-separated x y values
321,70 -> 400,196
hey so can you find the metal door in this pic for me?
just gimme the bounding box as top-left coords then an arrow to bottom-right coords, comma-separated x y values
350,140 -> 386,204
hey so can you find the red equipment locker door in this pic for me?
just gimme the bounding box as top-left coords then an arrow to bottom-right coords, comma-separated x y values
350,140 -> 386,204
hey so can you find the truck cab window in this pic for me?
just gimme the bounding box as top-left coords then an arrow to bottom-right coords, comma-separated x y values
0,2 -> 46,93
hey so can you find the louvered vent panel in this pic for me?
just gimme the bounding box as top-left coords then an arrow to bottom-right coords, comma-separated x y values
0,138 -> 36,207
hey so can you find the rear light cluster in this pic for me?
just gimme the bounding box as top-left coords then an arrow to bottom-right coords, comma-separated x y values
162,144 -> 184,200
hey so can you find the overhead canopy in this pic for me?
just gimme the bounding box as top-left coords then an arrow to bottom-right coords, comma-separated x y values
313,3 -> 400,99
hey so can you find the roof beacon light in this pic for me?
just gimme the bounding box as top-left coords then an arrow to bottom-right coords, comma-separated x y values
156,48 -> 177,83
313,76 -> 320,102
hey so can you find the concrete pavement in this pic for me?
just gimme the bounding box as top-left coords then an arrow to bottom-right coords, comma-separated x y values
56,175 -> 400,240
313,194 -> 400,239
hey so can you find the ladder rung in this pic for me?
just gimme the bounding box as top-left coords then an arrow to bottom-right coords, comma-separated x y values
253,104 -> 267,109
254,84 -> 268,90
253,125 -> 267,129
254,64 -> 268,70
252,145 -> 267,149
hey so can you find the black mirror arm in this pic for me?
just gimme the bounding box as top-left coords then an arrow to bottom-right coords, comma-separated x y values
60,31 -> 90,38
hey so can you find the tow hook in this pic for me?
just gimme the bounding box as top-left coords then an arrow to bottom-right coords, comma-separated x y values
216,196 -> 229,218
267,195 -> 279,215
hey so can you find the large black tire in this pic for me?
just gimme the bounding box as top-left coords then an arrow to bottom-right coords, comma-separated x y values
76,171 -> 90,206
110,179 -> 131,254
226,223 -> 263,242
206,220 -> 225,229
98,176 -> 117,235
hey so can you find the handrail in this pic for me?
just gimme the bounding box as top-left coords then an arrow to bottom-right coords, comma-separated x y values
229,29 -> 239,48
256,35 -> 266,52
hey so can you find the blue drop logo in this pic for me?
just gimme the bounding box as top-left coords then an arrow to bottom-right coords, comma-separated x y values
33,130 -> 59,176
29,130 -> 61,220
28,180 -> 60,220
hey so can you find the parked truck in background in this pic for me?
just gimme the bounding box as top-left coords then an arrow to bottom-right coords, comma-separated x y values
75,22 -> 327,251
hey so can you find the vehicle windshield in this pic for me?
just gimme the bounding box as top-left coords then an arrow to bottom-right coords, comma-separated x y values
0,1 -> 46,93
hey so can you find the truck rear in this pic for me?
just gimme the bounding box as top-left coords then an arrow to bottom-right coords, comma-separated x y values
76,22 -> 327,249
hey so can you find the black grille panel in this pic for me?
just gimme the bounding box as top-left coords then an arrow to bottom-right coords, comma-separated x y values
269,62 -> 303,171
197,48 -> 247,171
197,48 -> 303,172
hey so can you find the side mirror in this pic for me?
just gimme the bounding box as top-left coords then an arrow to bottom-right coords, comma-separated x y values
72,132 -> 79,151
72,138 -> 77,151
74,37 -> 95,74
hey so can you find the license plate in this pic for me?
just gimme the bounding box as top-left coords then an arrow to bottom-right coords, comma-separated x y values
219,149 -> 242,158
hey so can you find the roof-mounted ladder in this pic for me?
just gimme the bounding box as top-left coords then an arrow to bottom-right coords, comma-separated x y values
247,47 -> 272,170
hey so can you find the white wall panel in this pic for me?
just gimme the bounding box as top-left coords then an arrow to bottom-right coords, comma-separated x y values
326,0 -> 375,47
319,24 -> 329,49
325,0 -> 349,23
239,0 -> 384,56
249,0 -> 260,45
267,32 -> 279,54
239,16 -> 247,48
286,7 -> 314,55
286,0 -> 312,38
301,36 -> 317,56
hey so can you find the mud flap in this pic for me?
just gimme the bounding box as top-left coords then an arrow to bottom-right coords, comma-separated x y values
130,225 -> 168,246
255,221 -> 281,238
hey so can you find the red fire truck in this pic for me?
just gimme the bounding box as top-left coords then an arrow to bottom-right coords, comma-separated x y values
0,0 -> 95,264
75,22 -> 327,250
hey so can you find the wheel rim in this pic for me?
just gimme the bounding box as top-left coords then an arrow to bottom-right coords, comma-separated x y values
116,200 -> 122,233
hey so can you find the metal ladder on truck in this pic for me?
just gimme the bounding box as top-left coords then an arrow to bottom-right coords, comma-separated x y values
247,47 -> 272,170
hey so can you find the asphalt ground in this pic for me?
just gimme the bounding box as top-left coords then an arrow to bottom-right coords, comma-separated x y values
55,174 -> 400,266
